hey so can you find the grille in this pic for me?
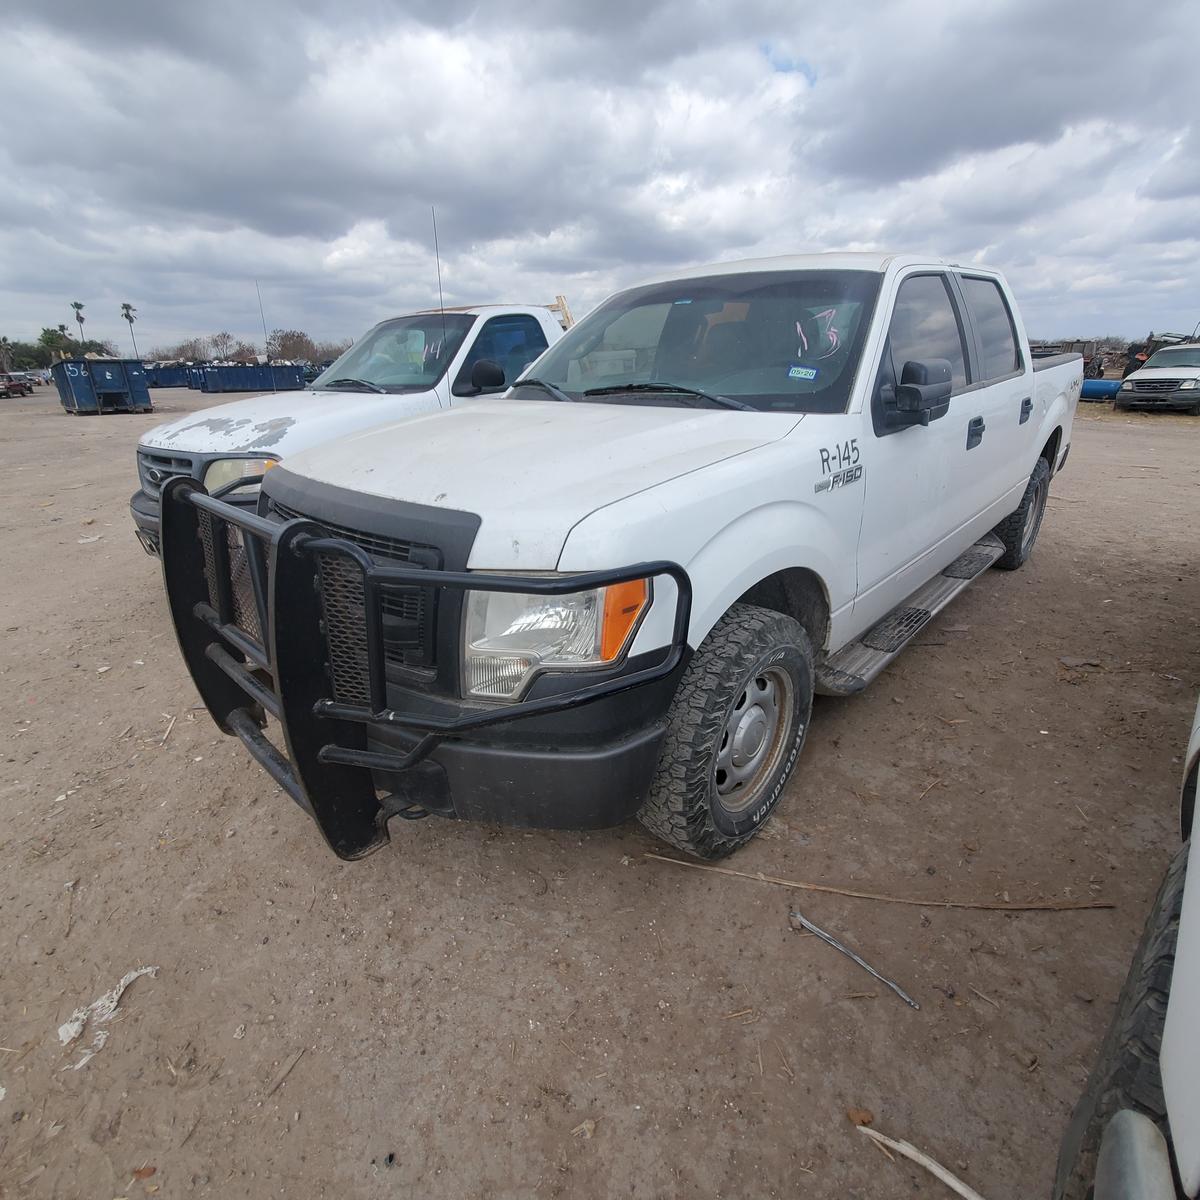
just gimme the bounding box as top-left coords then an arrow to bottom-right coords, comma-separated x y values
197,512 -> 264,646
138,448 -> 195,494
1131,378 -> 1181,393
270,500 -> 439,706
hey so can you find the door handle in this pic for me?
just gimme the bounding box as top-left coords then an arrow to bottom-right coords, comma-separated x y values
1019,396 -> 1033,424
966,416 -> 985,450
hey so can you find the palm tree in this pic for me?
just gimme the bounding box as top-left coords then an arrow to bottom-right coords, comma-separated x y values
70,302 -> 86,347
121,303 -> 140,359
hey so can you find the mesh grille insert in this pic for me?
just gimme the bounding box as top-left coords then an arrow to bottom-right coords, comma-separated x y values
270,500 -> 439,705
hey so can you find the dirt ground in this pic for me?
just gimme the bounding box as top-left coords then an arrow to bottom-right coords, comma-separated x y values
1,386 -> 1197,1200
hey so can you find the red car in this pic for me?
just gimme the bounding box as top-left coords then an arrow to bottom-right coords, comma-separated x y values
0,372 -> 32,397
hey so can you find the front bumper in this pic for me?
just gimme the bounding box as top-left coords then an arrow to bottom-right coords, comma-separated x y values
1119,388 -> 1200,410
130,488 -> 162,554
159,477 -> 691,859
131,484 -> 260,557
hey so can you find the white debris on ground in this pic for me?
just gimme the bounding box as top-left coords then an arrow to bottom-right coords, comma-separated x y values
56,966 -> 159,1070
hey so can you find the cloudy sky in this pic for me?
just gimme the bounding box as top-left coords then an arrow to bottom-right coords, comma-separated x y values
3,0 -> 1197,351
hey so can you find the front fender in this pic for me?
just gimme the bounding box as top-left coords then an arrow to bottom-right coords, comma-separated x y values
558,447 -> 857,656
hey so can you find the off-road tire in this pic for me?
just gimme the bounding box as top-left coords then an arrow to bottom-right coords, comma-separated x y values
1113,397 -> 1128,411
637,604 -> 814,860
993,456 -> 1051,570
1053,841 -> 1188,1200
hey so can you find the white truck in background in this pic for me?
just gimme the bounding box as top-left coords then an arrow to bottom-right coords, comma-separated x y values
129,303 -> 567,553
158,253 -> 1082,863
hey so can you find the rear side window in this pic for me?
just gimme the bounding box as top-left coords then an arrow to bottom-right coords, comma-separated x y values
886,274 -> 968,390
960,276 -> 1021,381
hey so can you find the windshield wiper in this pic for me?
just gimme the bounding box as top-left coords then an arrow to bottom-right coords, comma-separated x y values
321,377 -> 387,394
514,377 -> 574,403
582,381 -> 755,412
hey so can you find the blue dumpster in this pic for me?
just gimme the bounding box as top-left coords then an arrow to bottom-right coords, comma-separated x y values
52,359 -> 153,414
199,364 -> 306,393
145,364 -> 190,388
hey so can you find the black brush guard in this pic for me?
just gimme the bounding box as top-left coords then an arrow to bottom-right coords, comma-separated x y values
160,476 -> 692,860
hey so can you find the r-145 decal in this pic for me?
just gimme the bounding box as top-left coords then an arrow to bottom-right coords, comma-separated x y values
815,439 -> 863,494
818,439 -> 859,474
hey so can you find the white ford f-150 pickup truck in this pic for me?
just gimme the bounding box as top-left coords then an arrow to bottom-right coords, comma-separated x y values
130,303 -> 565,552
157,252 -> 1082,861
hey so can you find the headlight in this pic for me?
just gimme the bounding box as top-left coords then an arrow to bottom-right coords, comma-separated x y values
463,579 -> 649,700
203,457 -> 277,492
1120,381 -> 1133,390
1179,379 -> 1199,390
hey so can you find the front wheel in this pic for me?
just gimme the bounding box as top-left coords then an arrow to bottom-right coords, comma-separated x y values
637,604 -> 814,859
993,456 -> 1050,570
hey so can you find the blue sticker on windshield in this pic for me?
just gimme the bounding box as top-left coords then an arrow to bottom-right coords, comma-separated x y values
674,299 -> 692,305
788,364 -> 819,380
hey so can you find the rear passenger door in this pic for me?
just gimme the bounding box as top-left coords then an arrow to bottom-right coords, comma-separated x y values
949,273 -> 1032,529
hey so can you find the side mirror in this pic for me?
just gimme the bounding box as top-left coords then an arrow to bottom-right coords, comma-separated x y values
886,358 -> 952,427
468,358 -> 506,394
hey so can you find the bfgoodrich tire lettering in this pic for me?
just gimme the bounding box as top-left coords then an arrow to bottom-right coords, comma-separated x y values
637,604 -> 814,859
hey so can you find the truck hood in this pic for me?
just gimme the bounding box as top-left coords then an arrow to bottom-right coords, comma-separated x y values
139,389 -> 425,456
1127,366 -> 1200,382
276,398 -> 802,568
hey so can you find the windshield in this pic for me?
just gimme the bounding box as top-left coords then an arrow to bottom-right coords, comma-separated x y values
1142,347 -> 1200,370
312,313 -> 475,392
514,270 -> 881,413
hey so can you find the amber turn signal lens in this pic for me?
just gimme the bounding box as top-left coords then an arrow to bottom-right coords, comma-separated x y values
600,579 -> 648,661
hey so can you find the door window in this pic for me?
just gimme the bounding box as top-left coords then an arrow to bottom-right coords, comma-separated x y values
960,276 -> 1021,380
454,314 -> 550,393
886,274 -> 968,390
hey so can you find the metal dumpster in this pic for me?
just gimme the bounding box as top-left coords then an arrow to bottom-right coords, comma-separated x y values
145,365 -> 191,388
199,364 -> 306,393
52,359 -> 153,414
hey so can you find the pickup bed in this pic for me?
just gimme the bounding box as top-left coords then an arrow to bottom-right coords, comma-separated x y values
129,303 -> 565,553
158,252 -> 1082,860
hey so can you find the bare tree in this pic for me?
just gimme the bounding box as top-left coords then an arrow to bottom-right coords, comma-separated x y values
210,331 -> 236,359
265,328 -> 318,362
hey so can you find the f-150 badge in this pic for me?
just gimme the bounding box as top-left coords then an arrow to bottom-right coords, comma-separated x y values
814,464 -> 863,493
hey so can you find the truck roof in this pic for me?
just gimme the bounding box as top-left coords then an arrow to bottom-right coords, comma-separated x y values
410,303 -> 554,316
636,251 -> 973,286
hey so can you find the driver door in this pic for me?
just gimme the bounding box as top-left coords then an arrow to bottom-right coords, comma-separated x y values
853,271 -> 973,630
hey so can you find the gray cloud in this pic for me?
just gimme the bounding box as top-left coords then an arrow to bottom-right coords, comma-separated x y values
1,0 -> 1196,348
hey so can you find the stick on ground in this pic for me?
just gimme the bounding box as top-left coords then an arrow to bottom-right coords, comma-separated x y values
856,1126 -> 988,1200
643,853 -> 1113,912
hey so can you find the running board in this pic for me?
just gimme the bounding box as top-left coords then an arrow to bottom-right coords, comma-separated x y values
815,533 -> 1004,696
